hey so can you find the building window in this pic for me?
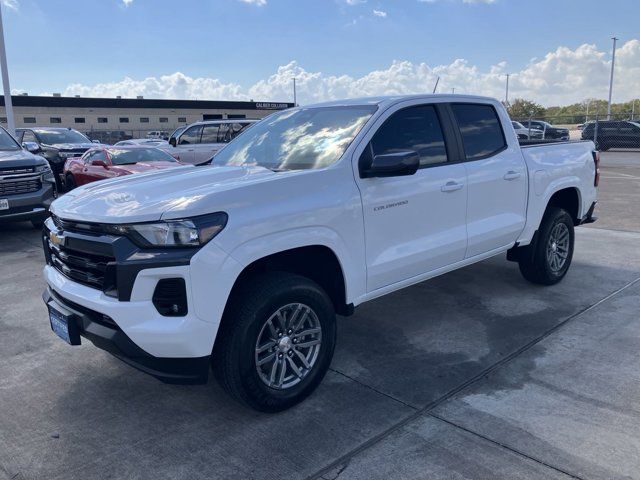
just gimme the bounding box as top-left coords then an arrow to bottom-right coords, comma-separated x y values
24,117 -> 37,124
227,114 -> 246,119
119,117 -> 129,123
203,114 -> 223,120
74,117 -> 86,124
50,117 -> 62,124
178,117 -> 187,123
97,117 -> 108,123
0,117 -> 6,123
140,117 -> 149,123
159,117 -> 168,123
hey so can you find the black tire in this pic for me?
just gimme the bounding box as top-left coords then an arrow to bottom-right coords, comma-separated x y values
518,207 -> 575,285
212,271 -> 337,412
65,174 -> 77,191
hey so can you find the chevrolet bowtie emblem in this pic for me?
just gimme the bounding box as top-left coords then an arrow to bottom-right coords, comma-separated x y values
49,231 -> 65,246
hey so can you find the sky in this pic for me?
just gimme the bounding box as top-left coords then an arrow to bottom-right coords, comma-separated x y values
1,0 -> 639,107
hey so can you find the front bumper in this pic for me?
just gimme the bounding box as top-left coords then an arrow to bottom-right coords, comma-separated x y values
0,182 -> 55,223
43,287 -> 210,384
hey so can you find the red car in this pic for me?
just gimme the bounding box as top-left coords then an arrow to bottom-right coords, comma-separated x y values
63,146 -> 185,190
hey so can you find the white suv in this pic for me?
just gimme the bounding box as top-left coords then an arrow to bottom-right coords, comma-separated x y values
168,119 -> 259,165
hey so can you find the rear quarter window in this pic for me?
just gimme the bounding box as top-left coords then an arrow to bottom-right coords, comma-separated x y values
451,104 -> 507,161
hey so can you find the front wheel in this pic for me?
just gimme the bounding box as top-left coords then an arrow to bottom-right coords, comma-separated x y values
212,272 -> 336,412
518,207 -> 575,285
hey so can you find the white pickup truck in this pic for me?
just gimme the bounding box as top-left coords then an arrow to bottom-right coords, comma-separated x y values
41,95 -> 599,412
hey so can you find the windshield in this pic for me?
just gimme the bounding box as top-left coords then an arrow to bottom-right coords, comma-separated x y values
108,148 -> 177,165
0,127 -> 20,151
212,105 -> 377,171
35,129 -> 90,145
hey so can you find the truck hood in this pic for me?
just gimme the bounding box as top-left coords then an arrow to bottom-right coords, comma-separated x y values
48,142 -> 101,150
0,149 -> 47,169
51,164 -> 281,223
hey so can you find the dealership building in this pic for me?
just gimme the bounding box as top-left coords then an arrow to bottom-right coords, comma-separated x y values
0,94 -> 294,134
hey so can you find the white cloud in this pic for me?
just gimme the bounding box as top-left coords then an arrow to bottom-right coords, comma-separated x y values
1,0 -> 19,9
372,9 -> 387,17
122,0 -> 134,6
51,41 -> 640,107
239,0 -> 267,5
345,0 -> 366,4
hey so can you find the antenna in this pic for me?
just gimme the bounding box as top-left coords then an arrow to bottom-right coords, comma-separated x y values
432,76 -> 440,94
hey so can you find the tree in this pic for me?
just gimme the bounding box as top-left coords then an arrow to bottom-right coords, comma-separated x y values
507,98 -> 546,120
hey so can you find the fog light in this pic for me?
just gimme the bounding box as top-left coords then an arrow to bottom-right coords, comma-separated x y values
152,278 -> 188,317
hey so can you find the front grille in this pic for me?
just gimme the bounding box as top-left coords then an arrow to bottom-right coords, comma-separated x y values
0,177 -> 41,196
52,215 -> 105,234
0,166 -> 34,175
45,235 -> 115,291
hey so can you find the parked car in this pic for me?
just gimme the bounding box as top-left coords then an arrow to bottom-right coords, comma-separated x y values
518,120 -> 570,141
168,125 -> 188,146
146,131 -> 169,140
581,120 -> 640,151
63,145 -> 188,189
168,119 -> 259,165
0,126 -> 56,228
511,121 -> 543,140
85,130 -> 133,145
15,127 -> 103,189
42,95 -> 598,412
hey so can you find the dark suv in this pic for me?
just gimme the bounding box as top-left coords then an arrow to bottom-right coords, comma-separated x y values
519,120 -> 570,141
581,120 -> 640,151
15,128 -> 100,189
0,127 -> 56,228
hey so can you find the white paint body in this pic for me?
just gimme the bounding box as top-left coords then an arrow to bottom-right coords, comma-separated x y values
45,95 -> 598,359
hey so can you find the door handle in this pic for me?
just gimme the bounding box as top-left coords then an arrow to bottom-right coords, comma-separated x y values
504,171 -> 521,181
441,181 -> 464,193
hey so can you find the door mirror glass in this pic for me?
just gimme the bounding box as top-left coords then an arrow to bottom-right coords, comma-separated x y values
22,141 -> 40,153
362,151 -> 420,178
169,137 -> 177,147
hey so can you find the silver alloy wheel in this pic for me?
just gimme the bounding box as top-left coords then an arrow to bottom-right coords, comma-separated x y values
254,303 -> 322,390
546,222 -> 570,273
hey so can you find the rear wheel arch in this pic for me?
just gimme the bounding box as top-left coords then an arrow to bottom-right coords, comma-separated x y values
546,187 -> 581,225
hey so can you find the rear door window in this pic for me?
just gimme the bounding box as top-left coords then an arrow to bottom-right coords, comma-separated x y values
451,104 -> 507,161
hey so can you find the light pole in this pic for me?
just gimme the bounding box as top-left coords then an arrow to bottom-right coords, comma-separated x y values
632,99 -> 636,121
607,37 -> 618,120
432,76 -> 440,94
451,87 -> 455,94
0,3 -> 15,137
504,74 -> 510,105
292,77 -> 297,106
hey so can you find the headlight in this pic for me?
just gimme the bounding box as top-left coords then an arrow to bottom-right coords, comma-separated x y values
35,164 -> 51,174
105,212 -> 228,248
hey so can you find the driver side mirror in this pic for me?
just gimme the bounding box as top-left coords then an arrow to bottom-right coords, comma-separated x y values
169,137 -> 177,147
91,159 -> 108,168
22,141 -> 40,153
360,150 -> 420,178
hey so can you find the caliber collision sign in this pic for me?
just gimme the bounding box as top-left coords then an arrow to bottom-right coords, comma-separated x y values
255,102 -> 290,110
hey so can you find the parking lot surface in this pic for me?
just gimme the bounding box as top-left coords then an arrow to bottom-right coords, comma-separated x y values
1,151 -> 639,480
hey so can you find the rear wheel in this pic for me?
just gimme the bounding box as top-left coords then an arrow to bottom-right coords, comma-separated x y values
518,207 -> 575,285
212,272 -> 336,412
